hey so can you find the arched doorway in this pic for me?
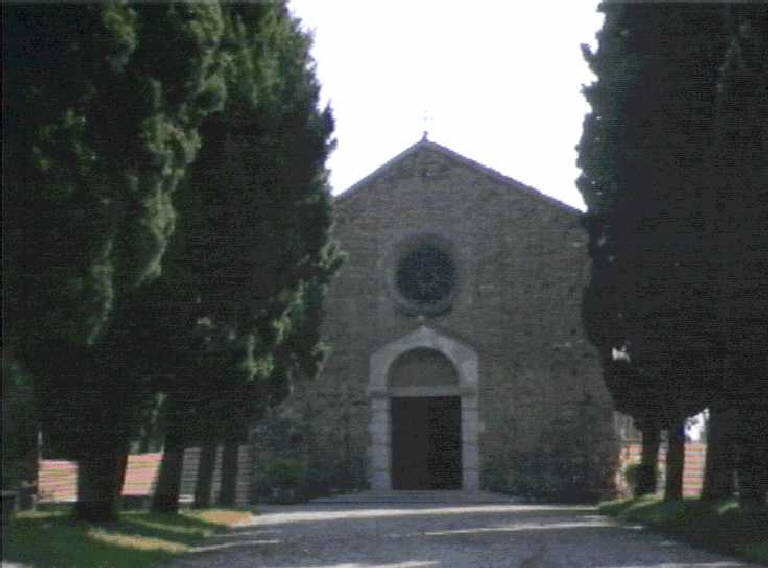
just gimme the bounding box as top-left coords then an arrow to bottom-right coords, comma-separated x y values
368,326 -> 479,491
389,348 -> 462,489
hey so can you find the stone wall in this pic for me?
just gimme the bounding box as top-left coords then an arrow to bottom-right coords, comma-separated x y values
254,140 -> 618,501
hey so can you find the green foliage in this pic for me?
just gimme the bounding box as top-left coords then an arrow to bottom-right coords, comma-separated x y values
132,394 -> 167,454
141,3 -> 340,514
622,462 -> 642,495
255,457 -> 307,503
5,1 -> 340,520
579,3 -> 767,503
6,4 -> 226,350
577,3 -> 768,461
578,4 -> 730,428
251,412 -> 310,502
598,498 -> 768,564
251,401 -> 366,502
264,457 -> 304,489
1,361 -> 39,490
2,508 -> 249,567
150,0 -> 340,445
703,7 -> 768,420
4,2 -> 234,471
509,398 -> 616,503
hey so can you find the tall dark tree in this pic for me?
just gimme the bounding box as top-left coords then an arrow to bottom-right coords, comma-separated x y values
5,3 -> 228,522
579,3 -> 727,495
1,361 -> 39,501
149,3 -> 340,513
579,3 -> 767,504
700,6 -> 768,504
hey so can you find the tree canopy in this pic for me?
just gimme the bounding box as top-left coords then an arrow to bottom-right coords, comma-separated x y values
5,1 -> 340,521
578,2 -> 767,504
578,4 -> 729,428
6,3 -> 226,353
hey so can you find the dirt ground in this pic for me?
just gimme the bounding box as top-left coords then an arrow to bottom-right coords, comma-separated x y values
166,500 -> 760,568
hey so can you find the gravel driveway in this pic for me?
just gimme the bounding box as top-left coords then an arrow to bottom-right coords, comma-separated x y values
167,501 -> 760,568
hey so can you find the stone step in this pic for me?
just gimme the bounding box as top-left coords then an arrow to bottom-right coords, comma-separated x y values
310,489 -> 522,504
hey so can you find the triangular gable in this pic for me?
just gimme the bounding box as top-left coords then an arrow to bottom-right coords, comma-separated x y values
334,136 -> 580,214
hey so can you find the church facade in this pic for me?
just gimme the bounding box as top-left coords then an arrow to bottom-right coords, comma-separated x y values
255,138 -> 618,501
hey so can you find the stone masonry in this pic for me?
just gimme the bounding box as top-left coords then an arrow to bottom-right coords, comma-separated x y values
254,138 -> 618,501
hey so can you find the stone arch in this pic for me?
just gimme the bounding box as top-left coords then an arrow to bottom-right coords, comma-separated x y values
389,347 -> 459,391
368,325 -> 479,490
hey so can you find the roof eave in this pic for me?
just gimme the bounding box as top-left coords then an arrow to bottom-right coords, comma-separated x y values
333,137 -> 581,215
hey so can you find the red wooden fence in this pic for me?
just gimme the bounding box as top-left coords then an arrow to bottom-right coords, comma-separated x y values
39,442 -> 707,503
38,445 -> 251,506
617,442 -> 706,497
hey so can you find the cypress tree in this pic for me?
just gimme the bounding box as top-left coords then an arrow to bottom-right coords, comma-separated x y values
5,3 -> 228,522
579,3 -> 767,504
6,1 -> 341,520
701,6 -> 768,504
148,2 -> 340,513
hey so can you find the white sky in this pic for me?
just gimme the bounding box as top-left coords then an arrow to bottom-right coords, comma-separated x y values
288,1 -> 604,210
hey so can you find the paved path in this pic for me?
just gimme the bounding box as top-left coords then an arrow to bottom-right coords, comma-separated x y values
168,500 -> 760,568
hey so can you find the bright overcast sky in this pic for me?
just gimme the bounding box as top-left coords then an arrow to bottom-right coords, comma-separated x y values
288,1 -> 604,210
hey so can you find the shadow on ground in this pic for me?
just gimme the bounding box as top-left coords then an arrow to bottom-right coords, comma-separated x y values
171,504 -> 757,568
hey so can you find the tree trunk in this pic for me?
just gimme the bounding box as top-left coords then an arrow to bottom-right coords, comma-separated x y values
217,441 -> 239,507
736,408 -> 768,506
115,451 -> 129,498
193,442 -> 217,509
75,450 -> 123,523
664,422 -> 685,501
737,439 -> 766,506
702,405 -> 736,501
635,427 -> 660,497
151,398 -> 186,513
74,402 -> 132,524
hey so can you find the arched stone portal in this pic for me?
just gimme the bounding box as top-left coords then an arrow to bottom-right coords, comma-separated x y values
368,326 -> 479,490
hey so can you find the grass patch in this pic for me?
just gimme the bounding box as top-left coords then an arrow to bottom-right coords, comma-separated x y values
598,497 -> 768,565
2,507 -> 254,567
